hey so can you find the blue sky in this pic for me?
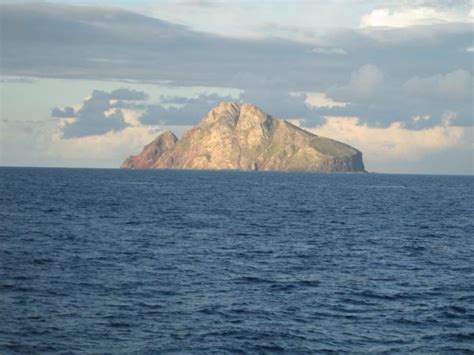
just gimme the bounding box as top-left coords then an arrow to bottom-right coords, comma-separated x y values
0,1 -> 473,173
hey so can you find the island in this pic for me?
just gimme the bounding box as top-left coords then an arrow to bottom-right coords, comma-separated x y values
121,102 -> 365,172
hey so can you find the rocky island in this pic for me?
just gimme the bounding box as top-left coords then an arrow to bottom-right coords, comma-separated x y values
121,102 -> 365,172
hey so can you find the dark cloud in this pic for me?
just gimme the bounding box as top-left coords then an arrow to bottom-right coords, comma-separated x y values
140,93 -> 235,125
109,88 -> 148,101
4,3 -> 473,130
402,69 -> 472,102
137,70 -> 471,129
2,3 -> 471,91
317,66 -> 473,128
138,90 -> 322,127
0,77 -> 35,83
55,88 -> 147,138
51,106 -> 77,118
0,3 -> 312,90
53,76 -> 471,134
239,89 -> 321,124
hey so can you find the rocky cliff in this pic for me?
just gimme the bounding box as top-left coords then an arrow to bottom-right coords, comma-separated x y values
121,102 -> 365,172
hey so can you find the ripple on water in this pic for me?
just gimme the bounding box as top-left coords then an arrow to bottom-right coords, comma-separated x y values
0,168 -> 472,353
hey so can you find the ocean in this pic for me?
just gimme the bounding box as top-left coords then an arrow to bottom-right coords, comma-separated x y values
0,167 -> 473,353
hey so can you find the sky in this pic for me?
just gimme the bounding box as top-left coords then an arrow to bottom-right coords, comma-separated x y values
0,0 -> 473,174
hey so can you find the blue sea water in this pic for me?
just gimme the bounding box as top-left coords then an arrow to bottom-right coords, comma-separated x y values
0,167 -> 473,353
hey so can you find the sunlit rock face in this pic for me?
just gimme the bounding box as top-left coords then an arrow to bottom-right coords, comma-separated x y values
121,102 -> 366,172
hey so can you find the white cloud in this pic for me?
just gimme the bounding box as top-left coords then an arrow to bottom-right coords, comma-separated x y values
46,123 -> 191,168
441,110 -> 459,125
286,119 -> 304,127
311,47 -> 347,55
412,114 -> 430,123
48,125 -> 161,165
121,109 -> 144,126
304,92 -> 347,108
360,6 -> 472,28
308,115 -> 471,172
104,108 -> 143,126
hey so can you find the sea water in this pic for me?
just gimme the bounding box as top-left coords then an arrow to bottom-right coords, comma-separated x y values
0,168 -> 473,353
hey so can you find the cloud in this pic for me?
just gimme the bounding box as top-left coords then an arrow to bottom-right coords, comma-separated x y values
2,3 -> 471,92
55,106 -> 472,173
109,88 -> 148,101
2,2 -> 472,173
328,64 -> 383,102
55,88 -> 147,138
0,3 -> 314,90
49,125 -> 163,167
130,72 -> 471,131
139,89 -> 323,126
51,106 -> 77,118
139,93 -> 235,125
303,92 -> 347,109
0,119 -> 55,167
311,47 -> 347,55
141,0 -> 256,38
403,69 -> 472,101
137,90 -> 320,126
135,88 -> 333,128
314,67 -> 473,129
3,3 -> 473,145
240,89 -> 317,120
45,121 -> 194,168
350,65 -> 384,97
0,77 -> 36,84
309,115 -> 472,173
141,1 -> 472,40
360,6 -> 472,28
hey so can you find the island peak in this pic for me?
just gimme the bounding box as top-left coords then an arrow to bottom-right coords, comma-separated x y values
202,102 -> 270,128
121,102 -> 365,172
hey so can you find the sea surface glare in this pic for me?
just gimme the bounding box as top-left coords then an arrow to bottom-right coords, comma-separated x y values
0,168 -> 473,353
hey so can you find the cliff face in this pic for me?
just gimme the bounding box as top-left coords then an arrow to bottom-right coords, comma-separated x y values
120,131 -> 178,169
121,102 -> 365,172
